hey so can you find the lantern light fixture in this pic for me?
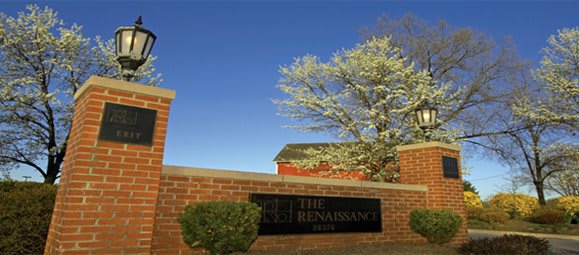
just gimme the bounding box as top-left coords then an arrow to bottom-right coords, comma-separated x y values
115,16 -> 157,80
414,105 -> 438,130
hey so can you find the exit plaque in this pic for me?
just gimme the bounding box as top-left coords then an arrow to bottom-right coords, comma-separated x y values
98,102 -> 157,146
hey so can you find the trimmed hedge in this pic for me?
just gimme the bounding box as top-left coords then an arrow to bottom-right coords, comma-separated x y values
459,234 -> 550,255
0,181 -> 57,255
409,208 -> 463,244
179,201 -> 261,255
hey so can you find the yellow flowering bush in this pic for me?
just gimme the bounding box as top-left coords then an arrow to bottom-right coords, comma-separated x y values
556,196 -> 579,216
489,193 -> 539,219
464,191 -> 483,208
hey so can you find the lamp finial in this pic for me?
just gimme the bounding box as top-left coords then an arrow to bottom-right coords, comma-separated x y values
135,16 -> 143,26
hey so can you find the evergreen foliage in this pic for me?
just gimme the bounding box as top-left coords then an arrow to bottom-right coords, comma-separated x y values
409,208 -> 463,244
0,181 -> 57,255
178,201 -> 261,255
463,180 -> 479,195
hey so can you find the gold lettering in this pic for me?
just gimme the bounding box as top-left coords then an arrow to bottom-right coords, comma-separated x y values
318,199 -> 325,209
307,211 -> 316,222
297,198 -> 325,209
114,130 -> 143,140
298,211 -> 306,222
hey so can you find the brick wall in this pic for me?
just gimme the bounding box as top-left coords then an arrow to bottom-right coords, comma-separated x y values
45,76 -> 175,255
397,142 -> 468,245
151,166 -> 429,255
45,76 -> 467,254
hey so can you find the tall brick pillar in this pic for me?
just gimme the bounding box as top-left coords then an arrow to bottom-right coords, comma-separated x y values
396,141 -> 467,244
45,76 -> 175,255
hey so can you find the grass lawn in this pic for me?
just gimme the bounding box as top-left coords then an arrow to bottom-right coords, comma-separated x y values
468,219 -> 579,236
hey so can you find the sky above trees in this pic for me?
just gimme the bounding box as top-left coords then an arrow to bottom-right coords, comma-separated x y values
2,1 -> 577,200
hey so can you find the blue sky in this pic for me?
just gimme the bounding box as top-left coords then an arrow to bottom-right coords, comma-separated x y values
2,1 -> 578,200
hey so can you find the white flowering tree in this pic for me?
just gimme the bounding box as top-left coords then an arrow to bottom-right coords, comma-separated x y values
481,92 -> 576,205
479,28 -> 578,205
275,37 -> 459,181
522,28 -> 578,129
276,15 -> 525,181
544,147 -> 579,197
0,5 -> 161,184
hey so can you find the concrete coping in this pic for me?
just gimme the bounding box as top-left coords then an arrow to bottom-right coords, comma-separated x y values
162,165 -> 428,192
396,141 -> 461,152
74,76 -> 176,100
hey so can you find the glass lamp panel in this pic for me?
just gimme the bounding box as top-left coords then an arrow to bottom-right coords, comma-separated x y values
430,109 -> 437,125
121,30 -> 134,55
115,32 -> 121,55
143,36 -> 155,59
422,110 -> 431,123
132,30 -> 148,59
415,110 -> 423,125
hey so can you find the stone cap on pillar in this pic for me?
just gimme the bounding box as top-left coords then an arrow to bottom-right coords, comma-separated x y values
74,75 -> 176,100
396,141 -> 461,152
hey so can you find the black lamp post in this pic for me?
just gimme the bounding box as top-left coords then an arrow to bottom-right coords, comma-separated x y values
115,16 -> 157,80
415,104 -> 438,141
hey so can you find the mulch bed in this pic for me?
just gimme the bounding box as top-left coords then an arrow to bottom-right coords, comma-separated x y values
237,243 -> 460,255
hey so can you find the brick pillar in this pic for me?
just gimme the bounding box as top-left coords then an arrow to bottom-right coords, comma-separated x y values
45,76 -> 175,255
396,141 -> 467,244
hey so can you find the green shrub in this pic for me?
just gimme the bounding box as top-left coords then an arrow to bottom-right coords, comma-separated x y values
0,181 -> 57,255
466,207 -> 509,225
409,208 -> 463,244
529,207 -> 568,225
459,234 -> 550,255
178,201 -> 261,255
480,208 -> 510,224
466,206 -> 485,220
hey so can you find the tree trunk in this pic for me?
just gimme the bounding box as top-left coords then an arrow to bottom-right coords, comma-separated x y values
44,174 -> 57,184
43,152 -> 64,184
534,181 -> 547,205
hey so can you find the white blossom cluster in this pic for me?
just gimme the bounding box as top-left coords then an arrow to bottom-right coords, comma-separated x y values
0,5 -> 161,182
275,37 -> 459,181
515,28 -> 579,130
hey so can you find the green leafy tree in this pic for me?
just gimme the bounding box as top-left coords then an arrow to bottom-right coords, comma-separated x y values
0,5 -> 161,184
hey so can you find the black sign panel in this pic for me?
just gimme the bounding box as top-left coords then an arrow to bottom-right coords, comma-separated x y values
98,103 -> 157,146
442,156 -> 459,179
250,193 -> 382,235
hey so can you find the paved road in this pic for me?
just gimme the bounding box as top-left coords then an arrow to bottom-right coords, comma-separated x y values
468,230 -> 579,255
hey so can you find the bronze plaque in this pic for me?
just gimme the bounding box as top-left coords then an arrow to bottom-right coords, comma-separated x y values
98,102 -> 157,146
250,193 -> 382,235
442,156 -> 459,179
